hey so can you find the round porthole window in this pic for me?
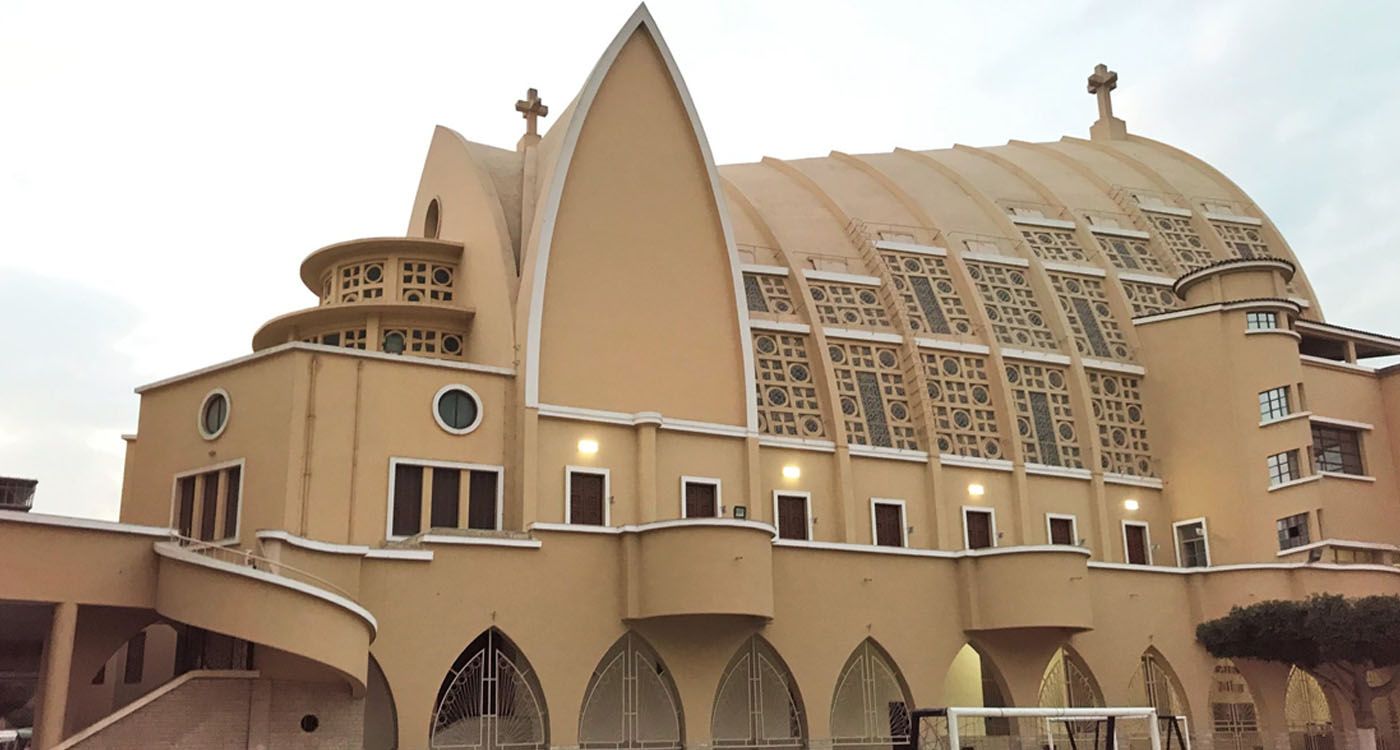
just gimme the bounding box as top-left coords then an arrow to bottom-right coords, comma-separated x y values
383,330 -> 406,355
433,385 -> 482,435
300,714 -> 319,733
198,389 -> 230,440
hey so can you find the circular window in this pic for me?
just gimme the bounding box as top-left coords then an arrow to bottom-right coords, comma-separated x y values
383,331 -> 406,355
300,714 -> 320,733
198,389 -> 230,440
424,199 -> 441,239
433,385 -> 483,435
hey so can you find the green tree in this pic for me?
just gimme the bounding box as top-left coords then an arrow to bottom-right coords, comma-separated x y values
1196,594 -> 1400,750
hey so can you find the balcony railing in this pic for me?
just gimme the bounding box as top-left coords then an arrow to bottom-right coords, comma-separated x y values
0,478 -> 36,512
169,534 -> 356,602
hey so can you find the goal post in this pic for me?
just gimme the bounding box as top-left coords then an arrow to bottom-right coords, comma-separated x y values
907,706 -> 1190,750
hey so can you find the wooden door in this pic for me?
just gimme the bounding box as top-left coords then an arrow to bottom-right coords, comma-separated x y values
685,482 -> 718,518
1049,517 -> 1074,545
874,503 -> 903,547
777,495 -> 808,540
1125,524 -> 1149,564
570,472 -> 606,525
966,510 -> 993,549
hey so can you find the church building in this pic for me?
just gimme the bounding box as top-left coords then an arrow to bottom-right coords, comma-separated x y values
5,5 -> 1400,749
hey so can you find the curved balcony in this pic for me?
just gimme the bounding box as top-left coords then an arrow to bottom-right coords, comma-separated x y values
251,300 -> 474,354
624,520 -> 775,620
962,546 -> 1093,631
153,539 -> 376,696
1174,257 -> 1296,306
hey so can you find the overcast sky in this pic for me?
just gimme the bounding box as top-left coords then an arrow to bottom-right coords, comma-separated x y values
2,0 -> 1397,520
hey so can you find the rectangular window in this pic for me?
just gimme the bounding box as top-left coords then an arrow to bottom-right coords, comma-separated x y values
1123,522 -> 1151,565
123,631 -> 146,685
682,478 -> 721,519
568,469 -> 608,526
1277,512 -> 1311,550
775,493 -> 810,541
1312,425 -> 1364,475
171,462 -> 242,542
1047,515 -> 1077,546
1174,520 -> 1209,567
430,467 -> 460,529
963,508 -> 995,550
467,470 -> 500,531
1258,386 -> 1291,422
871,500 -> 906,548
1246,311 -> 1278,330
390,460 -> 503,537
391,464 -> 424,537
1267,450 -> 1302,486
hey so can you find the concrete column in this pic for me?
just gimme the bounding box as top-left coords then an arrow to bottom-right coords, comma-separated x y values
35,601 -> 78,749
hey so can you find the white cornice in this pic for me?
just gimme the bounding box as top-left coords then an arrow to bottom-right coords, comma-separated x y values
1103,473 -> 1164,489
999,347 -> 1072,365
741,263 -> 789,276
1116,272 -> 1174,286
938,454 -> 1014,472
874,240 -> 948,257
1041,261 -> 1107,278
1088,224 -> 1151,240
1081,358 -> 1146,375
757,436 -> 837,453
822,327 -> 903,344
1202,212 -> 1263,226
914,337 -> 991,355
1310,415 -> 1374,431
848,445 -> 929,463
802,269 -> 882,286
961,251 -> 1030,268
1010,215 -> 1077,230
748,320 -> 811,334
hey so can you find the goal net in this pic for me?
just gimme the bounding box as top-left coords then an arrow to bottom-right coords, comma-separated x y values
908,707 -> 1191,750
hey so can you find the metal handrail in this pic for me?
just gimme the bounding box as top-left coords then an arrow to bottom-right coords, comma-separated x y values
168,533 -> 356,602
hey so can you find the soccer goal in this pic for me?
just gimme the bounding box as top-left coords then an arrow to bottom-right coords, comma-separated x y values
906,706 -> 1191,750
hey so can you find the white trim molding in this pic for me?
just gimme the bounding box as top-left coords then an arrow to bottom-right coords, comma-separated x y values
1103,472 -> 1164,489
1299,355 -> 1377,376
1121,520 -> 1153,565
1266,474 -> 1323,493
197,388 -> 231,441
821,328 -> 904,344
758,436 -> 837,453
1116,271 -> 1175,286
961,251 -> 1030,268
874,239 -> 947,257
1025,463 -> 1093,481
869,497 -> 909,548
1041,261 -> 1107,278
960,505 -> 997,550
915,337 -> 991,355
565,465 -> 612,527
802,268 -> 882,286
0,509 -> 168,537
1081,358 -> 1146,375
1045,513 -> 1079,547
938,454 -> 1014,472
741,263 -> 789,277
1203,211 -> 1263,226
748,319 -> 811,334
772,490 -> 813,541
1010,215 -> 1076,230
1000,348 -> 1073,365
1088,225 -> 1152,240
848,444 -> 929,463
1172,517 -> 1212,568
1311,415 -> 1375,431
680,475 -> 724,518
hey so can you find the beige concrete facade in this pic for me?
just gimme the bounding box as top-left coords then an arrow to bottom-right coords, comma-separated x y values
4,5 -> 1400,750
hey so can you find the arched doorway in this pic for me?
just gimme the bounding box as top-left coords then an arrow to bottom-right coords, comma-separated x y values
940,644 -> 1011,744
711,636 -> 806,750
365,654 -> 398,750
430,628 -> 548,750
1126,649 -> 1191,749
578,632 -> 683,750
1038,646 -> 1104,747
1285,667 -> 1334,750
1208,659 -> 1260,750
829,639 -> 911,750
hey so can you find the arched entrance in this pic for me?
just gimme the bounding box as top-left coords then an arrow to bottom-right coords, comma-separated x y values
940,644 -> 1011,744
430,628 -> 548,750
578,632 -> 683,750
711,636 -> 807,750
829,639 -> 911,750
1038,646 -> 1104,747
1126,649 -> 1191,749
1285,667 -> 1334,750
365,654 -> 398,750
1208,659 -> 1260,750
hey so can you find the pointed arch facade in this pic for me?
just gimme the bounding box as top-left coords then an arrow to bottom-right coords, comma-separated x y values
1208,659 -> 1261,750
430,628 -> 549,750
579,631 -> 684,750
711,636 -> 807,750
1037,646 -> 1104,709
1285,667 -> 1334,750
829,639 -> 912,750
1126,648 -> 1189,718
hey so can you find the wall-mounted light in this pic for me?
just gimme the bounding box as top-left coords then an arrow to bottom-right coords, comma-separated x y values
968,483 -> 985,497
733,505 -> 748,520
782,465 -> 801,480
1123,498 -> 1140,512
577,438 -> 599,455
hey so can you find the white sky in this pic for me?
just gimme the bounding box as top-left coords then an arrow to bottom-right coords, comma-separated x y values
2,0 -> 1397,520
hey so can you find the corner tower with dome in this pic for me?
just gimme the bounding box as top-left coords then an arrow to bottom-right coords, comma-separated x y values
5,6 -> 1400,750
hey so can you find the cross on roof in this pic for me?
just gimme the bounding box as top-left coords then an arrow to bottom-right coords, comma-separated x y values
1087,64 -> 1118,121
515,88 -> 549,137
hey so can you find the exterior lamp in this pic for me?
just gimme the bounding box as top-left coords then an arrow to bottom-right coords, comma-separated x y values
577,438 -> 599,455
1123,498 -> 1140,512
968,483 -> 986,497
782,465 -> 801,480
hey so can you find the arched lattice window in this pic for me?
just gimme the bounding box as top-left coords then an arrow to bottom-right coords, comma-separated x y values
712,636 -> 807,750
1127,650 -> 1187,717
1208,659 -> 1260,750
579,632 -> 684,750
431,629 -> 549,750
830,639 -> 911,750
1285,667 -> 1334,749
1037,647 -> 1103,709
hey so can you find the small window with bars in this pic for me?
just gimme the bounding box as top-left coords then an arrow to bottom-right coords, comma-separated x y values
1312,424 -> 1364,476
390,460 -> 503,537
1258,386 -> 1291,423
1266,450 -> 1302,487
171,461 -> 243,543
1245,311 -> 1279,331
1277,512 -> 1310,551
1174,520 -> 1209,567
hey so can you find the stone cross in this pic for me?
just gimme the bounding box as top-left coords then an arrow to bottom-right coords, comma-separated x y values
1087,64 -> 1118,121
515,88 -> 549,137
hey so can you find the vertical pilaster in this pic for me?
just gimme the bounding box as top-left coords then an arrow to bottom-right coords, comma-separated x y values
35,601 -> 78,749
